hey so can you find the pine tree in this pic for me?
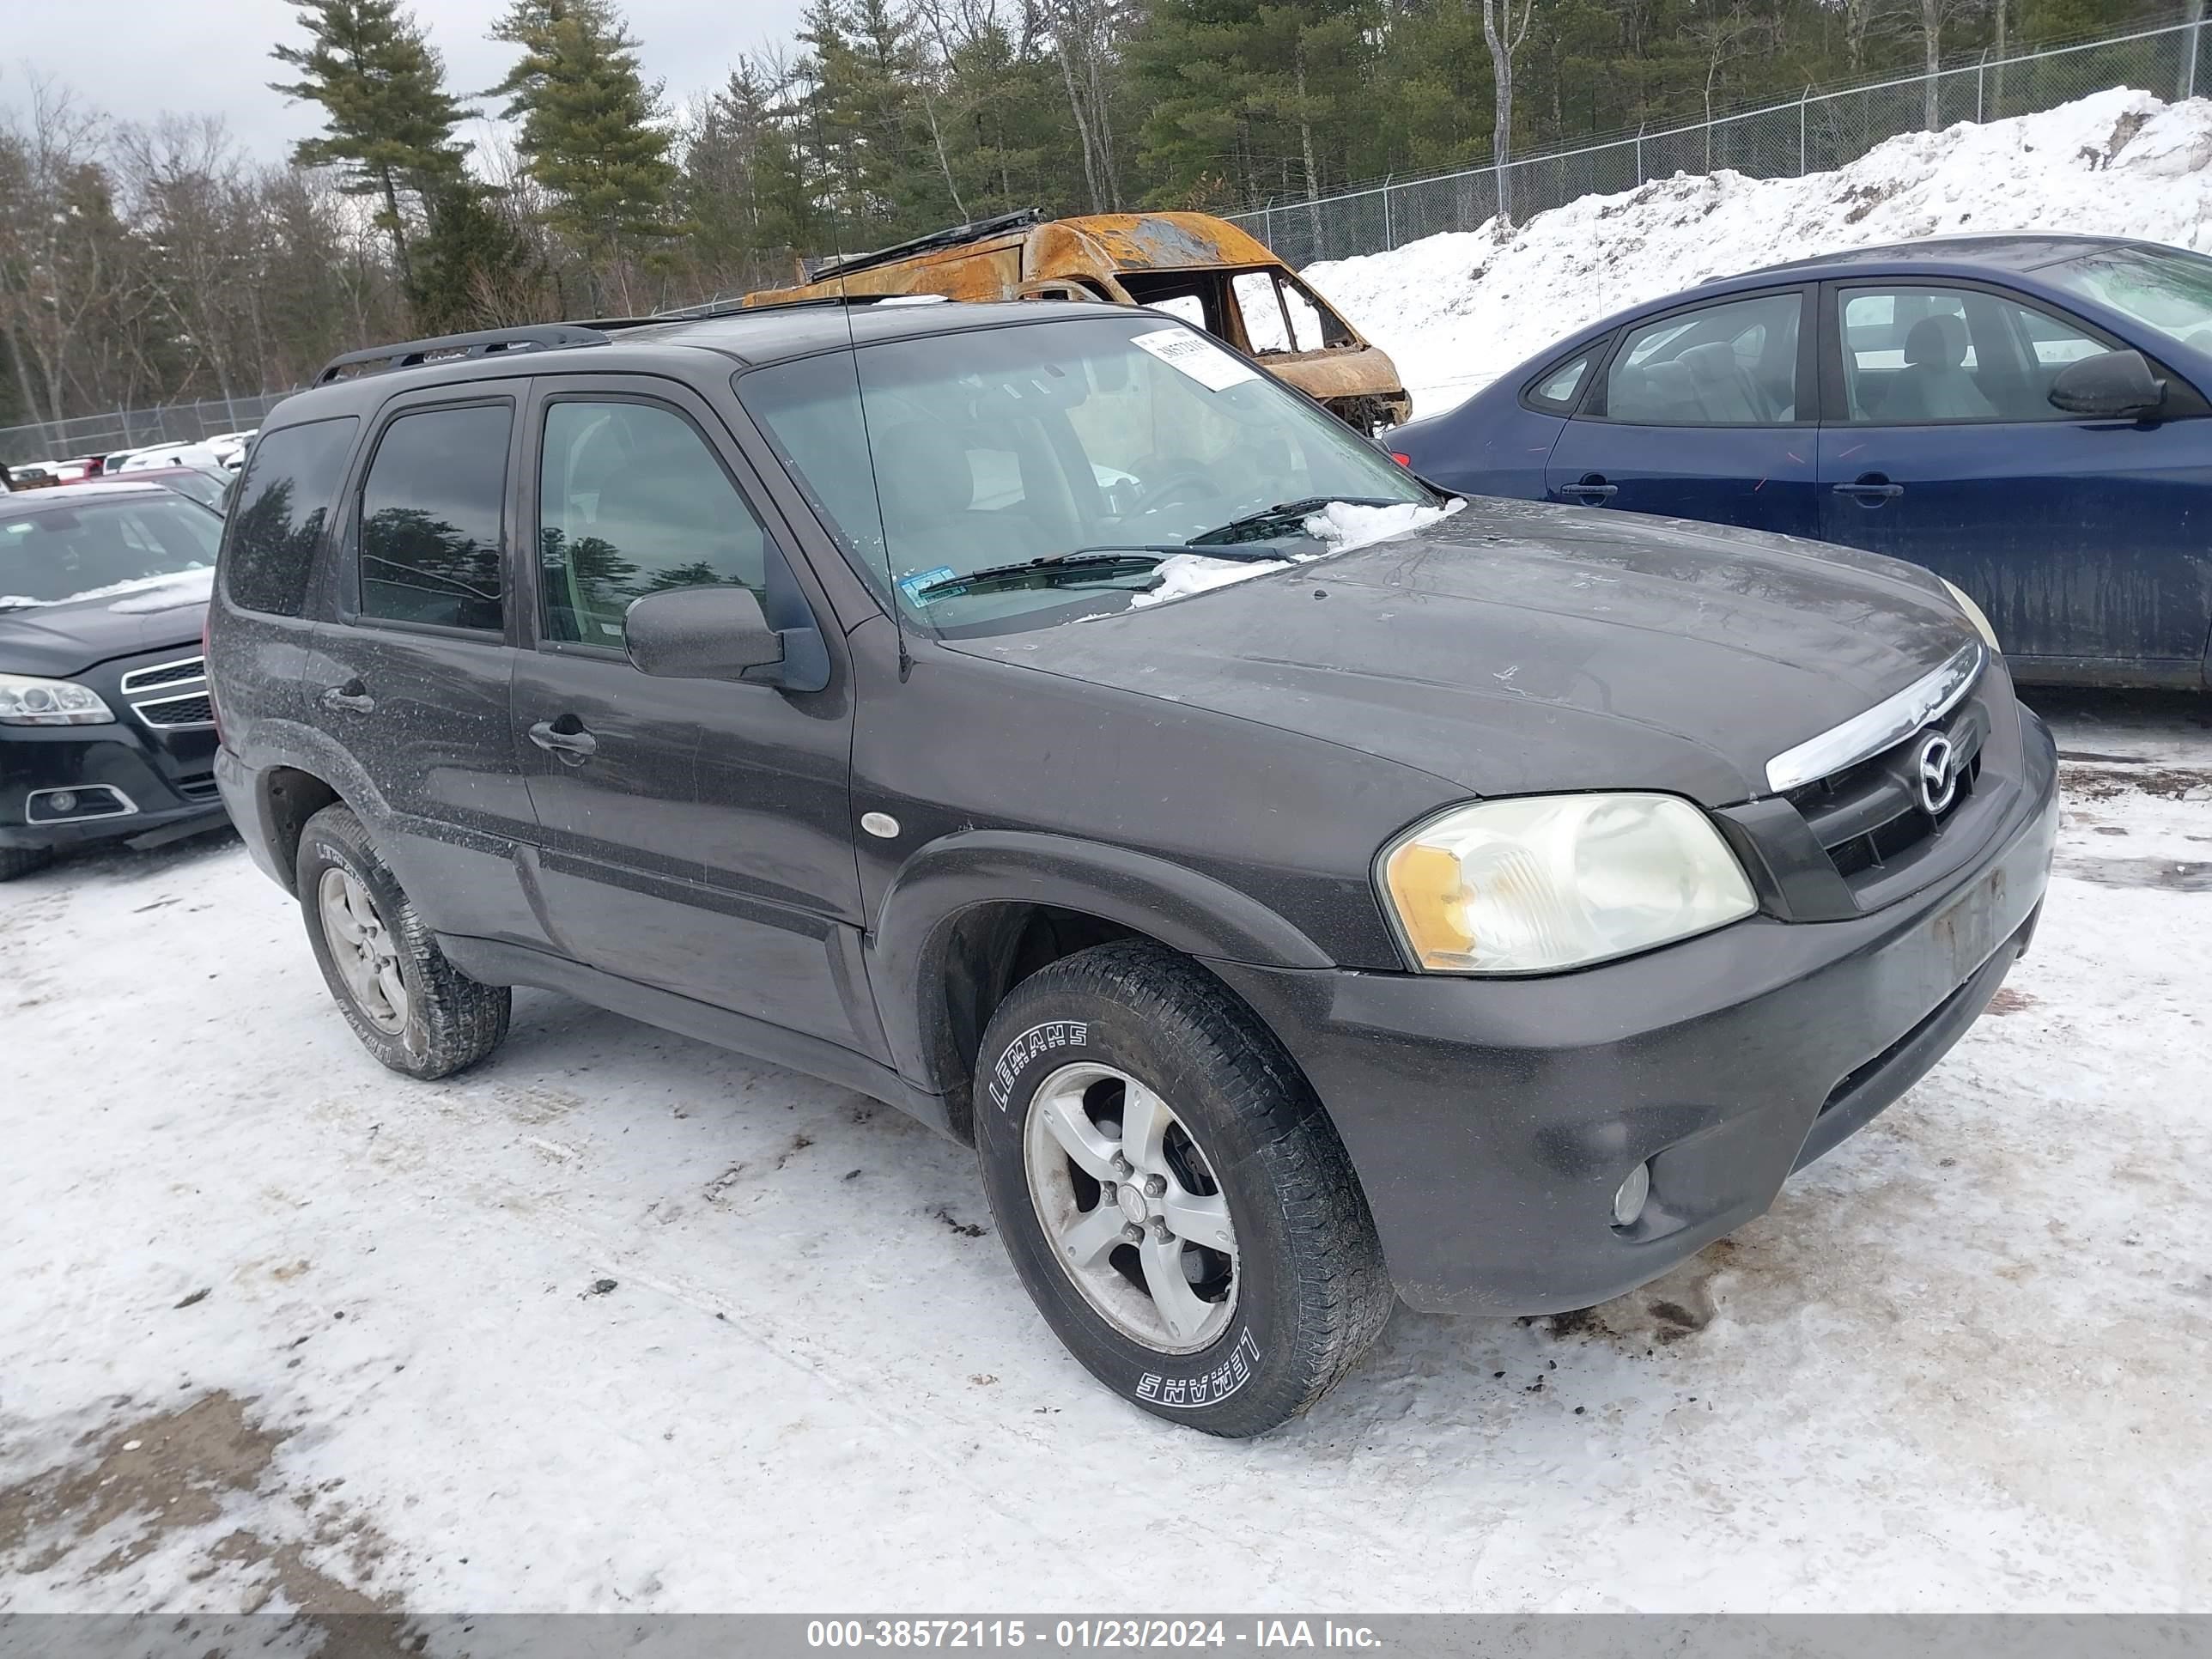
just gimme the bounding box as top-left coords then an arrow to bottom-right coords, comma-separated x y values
487,0 -> 681,313
270,0 -> 471,297
410,183 -> 550,331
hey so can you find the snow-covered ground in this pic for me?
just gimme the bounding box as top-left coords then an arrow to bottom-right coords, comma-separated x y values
1,694 -> 2207,1615
1309,88 -> 2212,418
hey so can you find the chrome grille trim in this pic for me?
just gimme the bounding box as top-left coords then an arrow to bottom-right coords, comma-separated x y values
119,654 -> 206,695
1764,641 -> 1984,794
131,690 -> 216,730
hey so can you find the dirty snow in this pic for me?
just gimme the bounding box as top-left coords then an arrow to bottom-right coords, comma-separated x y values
0,694 -> 2206,1614
1128,497 -> 1463,609
1309,88 -> 2212,417
0,568 -> 214,614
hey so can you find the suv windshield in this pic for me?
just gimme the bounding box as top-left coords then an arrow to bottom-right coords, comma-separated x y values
0,495 -> 222,610
2045,245 -> 2212,353
738,313 -> 1429,633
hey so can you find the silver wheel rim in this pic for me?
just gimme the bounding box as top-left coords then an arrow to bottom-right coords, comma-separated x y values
317,866 -> 409,1035
1023,1062 -> 1238,1354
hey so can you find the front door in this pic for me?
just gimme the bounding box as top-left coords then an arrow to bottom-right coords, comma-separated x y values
309,390 -> 547,948
1546,287 -> 1820,538
1815,279 -> 2212,668
511,375 -> 872,1054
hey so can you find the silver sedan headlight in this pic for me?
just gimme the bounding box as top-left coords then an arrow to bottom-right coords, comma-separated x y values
1377,793 -> 1758,975
0,672 -> 115,726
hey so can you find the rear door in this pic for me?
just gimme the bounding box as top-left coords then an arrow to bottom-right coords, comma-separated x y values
1545,287 -> 1820,537
307,387 -> 546,946
1814,279 -> 2212,668
510,373 -> 872,1053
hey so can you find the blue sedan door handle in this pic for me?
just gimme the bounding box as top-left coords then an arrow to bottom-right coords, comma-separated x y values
1559,474 -> 1619,504
1834,473 -> 1905,506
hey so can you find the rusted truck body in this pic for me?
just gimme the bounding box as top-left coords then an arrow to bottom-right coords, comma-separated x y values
746,210 -> 1412,432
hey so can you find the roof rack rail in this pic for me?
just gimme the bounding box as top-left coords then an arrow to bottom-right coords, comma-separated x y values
805,207 -> 1045,283
313,323 -> 610,386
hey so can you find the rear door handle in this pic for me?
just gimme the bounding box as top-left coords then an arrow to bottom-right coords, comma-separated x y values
528,717 -> 598,764
1833,477 -> 1905,504
1559,476 -> 1618,503
320,681 -> 375,714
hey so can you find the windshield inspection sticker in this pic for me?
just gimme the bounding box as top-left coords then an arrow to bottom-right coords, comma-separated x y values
1131,327 -> 1260,392
896,565 -> 958,603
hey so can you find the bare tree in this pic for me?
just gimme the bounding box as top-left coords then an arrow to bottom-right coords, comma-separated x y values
1480,0 -> 1534,228
0,76 -> 122,427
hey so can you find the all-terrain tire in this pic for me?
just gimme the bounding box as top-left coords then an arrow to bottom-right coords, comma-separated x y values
974,941 -> 1391,1437
295,803 -> 509,1080
0,845 -> 55,882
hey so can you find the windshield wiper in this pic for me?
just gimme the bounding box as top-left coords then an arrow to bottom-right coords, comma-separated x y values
1187,495 -> 1409,548
908,544 -> 1282,600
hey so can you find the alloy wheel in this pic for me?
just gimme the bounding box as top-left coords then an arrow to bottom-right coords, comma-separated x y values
317,865 -> 409,1034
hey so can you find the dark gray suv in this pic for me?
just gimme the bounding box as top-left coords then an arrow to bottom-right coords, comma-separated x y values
207,301 -> 2059,1436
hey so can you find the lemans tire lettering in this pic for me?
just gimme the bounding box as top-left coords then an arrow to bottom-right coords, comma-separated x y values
988,1020 -> 1089,1109
1135,1328 -> 1261,1409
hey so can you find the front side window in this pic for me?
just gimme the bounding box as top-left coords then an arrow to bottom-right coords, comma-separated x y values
1232,270 -> 1334,354
224,416 -> 357,616
0,496 -> 222,610
537,400 -> 771,648
1606,292 -> 1802,425
1838,285 -> 2110,423
738,314 -> 1430,635
357,403 -> 511,632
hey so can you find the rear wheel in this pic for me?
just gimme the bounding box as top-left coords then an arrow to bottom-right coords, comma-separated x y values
295,804 -> 508,1079
975,942 -> 1390,1437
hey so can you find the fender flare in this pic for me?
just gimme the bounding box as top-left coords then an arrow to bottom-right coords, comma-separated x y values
868,828 -> 1334,1102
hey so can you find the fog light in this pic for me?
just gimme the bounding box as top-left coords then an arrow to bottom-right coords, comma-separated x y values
1612,1161 -> 1651,1229
48,791 -> 77,814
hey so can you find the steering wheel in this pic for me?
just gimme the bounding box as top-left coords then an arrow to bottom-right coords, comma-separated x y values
1126,463 -> 1217,519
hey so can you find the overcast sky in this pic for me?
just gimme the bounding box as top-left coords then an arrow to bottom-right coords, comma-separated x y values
0,0 -> 811,165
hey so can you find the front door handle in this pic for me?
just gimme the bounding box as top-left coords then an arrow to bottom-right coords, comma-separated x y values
528,716 -> 598,765
1559,475 -> 1618,504
1833,475 -> 1905,505
320,681 -> 375,714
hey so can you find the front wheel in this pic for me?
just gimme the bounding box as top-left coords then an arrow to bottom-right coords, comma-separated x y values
975,942 -> 1390,1437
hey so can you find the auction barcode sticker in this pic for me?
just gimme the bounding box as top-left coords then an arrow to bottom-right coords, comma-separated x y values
1131,327 -> 1260,392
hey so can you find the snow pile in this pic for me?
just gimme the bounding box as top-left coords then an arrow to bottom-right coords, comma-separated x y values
1128,496 -> 1462,609
1309,87 -> 2212,417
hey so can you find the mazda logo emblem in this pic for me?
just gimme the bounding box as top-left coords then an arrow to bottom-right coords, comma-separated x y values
1914,732 -> 1958,816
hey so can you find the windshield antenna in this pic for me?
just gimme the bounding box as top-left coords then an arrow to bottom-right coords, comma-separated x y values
817,117 -> 909,683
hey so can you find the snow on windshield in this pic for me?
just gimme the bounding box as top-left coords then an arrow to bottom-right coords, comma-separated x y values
1127,496 -> 1464,611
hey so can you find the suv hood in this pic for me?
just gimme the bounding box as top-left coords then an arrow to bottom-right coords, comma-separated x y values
953,498 -> 1980,806
0,570 -> 213,678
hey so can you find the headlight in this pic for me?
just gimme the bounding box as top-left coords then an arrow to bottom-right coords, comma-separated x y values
1939,578 -> 2001,652
1378,793 -> 1757,974
0,672 -> 115,726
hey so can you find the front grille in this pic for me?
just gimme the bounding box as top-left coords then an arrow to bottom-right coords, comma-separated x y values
133,691 -> 216,729
1786,700 -> 1986,884
119,654 -> 205,694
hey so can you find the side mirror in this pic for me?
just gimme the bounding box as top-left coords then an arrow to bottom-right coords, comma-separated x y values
2048,348 -> 2166,419
623,585 -> 785,681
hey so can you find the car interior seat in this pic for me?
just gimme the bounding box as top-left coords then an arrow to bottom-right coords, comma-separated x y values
1678,341 -> 1770,422
874,422 -> 1036,578
1881,315 -> 1997,422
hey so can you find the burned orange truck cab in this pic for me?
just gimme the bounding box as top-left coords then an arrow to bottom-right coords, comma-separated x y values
746,209 -> 1411,433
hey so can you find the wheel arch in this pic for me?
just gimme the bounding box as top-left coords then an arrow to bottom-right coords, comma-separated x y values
869,830 -> 1334,1142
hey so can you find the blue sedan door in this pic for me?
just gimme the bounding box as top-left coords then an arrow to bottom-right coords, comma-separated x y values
1815,278 -> 2212,672
1544,286 -> 1820,537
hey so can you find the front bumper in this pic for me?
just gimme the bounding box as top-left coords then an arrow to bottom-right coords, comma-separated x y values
0,721 -> 228,852
1209,708 -> 2060,1316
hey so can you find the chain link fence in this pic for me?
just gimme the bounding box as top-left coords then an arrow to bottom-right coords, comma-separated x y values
1231,16 -> 2209,270
0,391 -> 297,471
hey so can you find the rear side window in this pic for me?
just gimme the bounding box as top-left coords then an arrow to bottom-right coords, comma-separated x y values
1526,351 -> 1595,411
357,403 -> 512,632
223,416 -> 357,616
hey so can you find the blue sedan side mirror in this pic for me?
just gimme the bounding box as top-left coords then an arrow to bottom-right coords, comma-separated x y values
2049,349 -> 2166,419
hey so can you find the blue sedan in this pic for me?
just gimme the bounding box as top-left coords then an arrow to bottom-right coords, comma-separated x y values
1394,234 -> 2212,687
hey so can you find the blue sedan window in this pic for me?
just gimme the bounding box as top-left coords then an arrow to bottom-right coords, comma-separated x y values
1607,293 -> 1802,426
1838,285 -> 2110,424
